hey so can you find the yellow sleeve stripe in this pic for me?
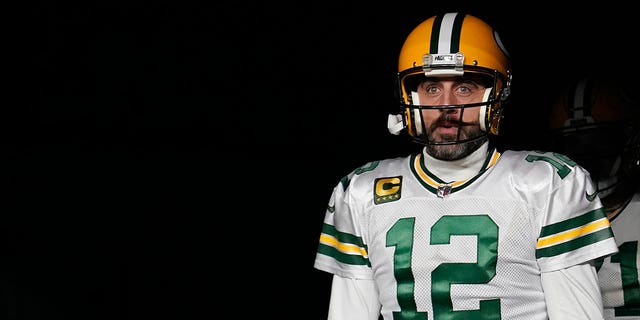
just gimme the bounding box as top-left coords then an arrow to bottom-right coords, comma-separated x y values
319,233 -> 369,258
536,217 -> 610,248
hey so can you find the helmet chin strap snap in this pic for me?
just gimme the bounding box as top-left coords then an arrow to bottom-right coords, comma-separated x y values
478,87 -> 493,132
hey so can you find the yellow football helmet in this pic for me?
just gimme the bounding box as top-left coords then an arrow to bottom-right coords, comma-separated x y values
388,12 -> 512,145
548,77 -> 640,198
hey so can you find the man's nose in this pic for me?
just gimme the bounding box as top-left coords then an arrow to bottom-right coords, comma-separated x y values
440,94 -> 460,112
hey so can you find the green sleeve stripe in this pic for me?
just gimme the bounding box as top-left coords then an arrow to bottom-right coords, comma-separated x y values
322,223 -> 366,248
614,306 -> 640,317
317,243 -> 371,266
536,228 -> 614,258
539,208 -> 607,237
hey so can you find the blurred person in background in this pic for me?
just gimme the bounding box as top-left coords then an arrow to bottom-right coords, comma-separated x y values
547,76 -> 640,319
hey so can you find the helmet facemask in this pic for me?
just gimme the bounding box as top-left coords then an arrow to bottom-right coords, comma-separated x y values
392,66 -> 509,146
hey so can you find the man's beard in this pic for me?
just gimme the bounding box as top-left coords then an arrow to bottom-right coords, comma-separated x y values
425,123 -> 487,160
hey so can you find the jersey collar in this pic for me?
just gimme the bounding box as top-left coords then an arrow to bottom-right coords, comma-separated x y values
410,147 -> 501,197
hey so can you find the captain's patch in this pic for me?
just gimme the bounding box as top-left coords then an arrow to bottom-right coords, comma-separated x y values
374,176 -> 402,204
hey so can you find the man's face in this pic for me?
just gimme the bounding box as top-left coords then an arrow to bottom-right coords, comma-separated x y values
415,76 -> 488,160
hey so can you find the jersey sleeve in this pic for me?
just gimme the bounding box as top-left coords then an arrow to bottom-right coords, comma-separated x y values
534,152 -> 619,272
314,165 -> 374,280
541,263 -> 604,319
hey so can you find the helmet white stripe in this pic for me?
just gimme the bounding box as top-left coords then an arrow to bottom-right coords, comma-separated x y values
437,13 -> 459,54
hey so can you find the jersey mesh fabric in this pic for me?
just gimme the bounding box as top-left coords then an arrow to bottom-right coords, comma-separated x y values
368,195 -> 546,319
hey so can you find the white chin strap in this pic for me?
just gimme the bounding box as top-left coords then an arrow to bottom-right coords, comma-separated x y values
386,87 -> 494,135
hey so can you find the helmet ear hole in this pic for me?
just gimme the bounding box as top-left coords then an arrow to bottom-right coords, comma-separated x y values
499,83 -> 511,101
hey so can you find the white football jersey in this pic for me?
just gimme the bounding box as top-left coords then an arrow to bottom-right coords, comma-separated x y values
314,148 -> 619,320
598,192 -> 640,319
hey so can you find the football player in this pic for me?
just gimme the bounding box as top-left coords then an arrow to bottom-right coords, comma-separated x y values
314,12 -> 619,320
547,76 -> 640,319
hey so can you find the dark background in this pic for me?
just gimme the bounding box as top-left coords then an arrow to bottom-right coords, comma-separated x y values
5,1 -> 636,319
